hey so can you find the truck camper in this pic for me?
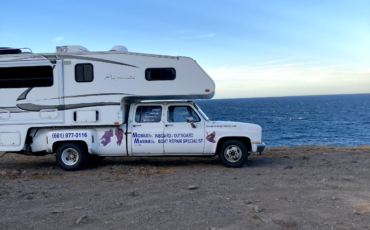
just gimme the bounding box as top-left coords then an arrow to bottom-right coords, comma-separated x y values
0,45 -> 265,170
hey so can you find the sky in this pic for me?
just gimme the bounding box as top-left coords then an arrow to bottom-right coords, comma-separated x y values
1,0 -> 369,99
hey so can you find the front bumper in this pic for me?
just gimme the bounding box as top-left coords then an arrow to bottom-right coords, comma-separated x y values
256,143 -> 266,153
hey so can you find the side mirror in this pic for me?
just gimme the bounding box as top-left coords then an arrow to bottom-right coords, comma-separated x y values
186,116 -> 197,128
186,116 -> 194,123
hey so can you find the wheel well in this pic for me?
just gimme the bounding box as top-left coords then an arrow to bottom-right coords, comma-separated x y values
52,141 -> 88,153
216,137 -> 251,154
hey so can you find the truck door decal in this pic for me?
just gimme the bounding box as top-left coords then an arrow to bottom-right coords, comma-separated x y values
100,128 -> 125,147
100,129 -> 114,146
206,132 -> 216,143
115,128 -> 124,146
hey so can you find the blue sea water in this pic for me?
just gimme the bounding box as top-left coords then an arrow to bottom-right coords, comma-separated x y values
195,94 -> 370,147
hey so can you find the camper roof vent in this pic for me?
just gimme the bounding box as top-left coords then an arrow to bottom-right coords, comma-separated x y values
56,45 -> 89,53
0,47 -> 33,55
110,45 -> 128,52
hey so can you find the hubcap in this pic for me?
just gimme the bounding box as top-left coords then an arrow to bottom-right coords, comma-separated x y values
61,148 -> 79,166
224,145 -> 242,163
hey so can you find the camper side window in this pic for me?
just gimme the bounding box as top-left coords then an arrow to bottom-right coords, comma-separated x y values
145,68 -> 176,81
0,66 -> 53,88
75,64 -> 94,82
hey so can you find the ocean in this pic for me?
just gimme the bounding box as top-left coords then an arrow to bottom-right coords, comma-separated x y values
195,94 -> 370,147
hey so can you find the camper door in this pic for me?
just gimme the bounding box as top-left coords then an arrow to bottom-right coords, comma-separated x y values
0,59 -> 64,124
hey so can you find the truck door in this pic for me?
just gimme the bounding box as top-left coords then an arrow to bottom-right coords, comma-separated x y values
130,104 -> 164,155
164,104 -> 205,155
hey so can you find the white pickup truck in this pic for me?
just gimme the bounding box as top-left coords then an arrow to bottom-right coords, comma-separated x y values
29,101 -> 265,170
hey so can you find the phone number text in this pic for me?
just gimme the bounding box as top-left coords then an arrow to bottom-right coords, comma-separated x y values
51,132 -> 88,139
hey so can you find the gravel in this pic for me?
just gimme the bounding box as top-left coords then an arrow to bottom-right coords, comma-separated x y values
0,145 -> 370,230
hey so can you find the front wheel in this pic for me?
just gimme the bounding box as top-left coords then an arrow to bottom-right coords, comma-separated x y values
56,142 -> 89,171
218,140 -> 248,167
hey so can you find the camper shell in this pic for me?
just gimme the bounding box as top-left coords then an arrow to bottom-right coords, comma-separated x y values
0,46 -> 265,170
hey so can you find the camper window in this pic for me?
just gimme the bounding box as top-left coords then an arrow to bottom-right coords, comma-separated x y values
75,64 -> 94,82
0,66 -> 53,88
145,68 -> 176,81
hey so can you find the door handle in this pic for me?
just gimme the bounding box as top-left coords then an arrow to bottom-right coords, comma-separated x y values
165,124 -> 173,127
133,125 -> 141,127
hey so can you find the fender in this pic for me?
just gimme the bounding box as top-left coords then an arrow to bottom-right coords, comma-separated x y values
214,135 -> 256,153
46,129 -> 98,154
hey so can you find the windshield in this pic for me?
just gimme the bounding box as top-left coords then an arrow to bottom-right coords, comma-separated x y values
193,103 -> 210,121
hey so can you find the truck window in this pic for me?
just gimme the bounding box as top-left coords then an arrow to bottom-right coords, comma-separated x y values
0,66 -> 53,88
167,106 -> 200,123
135,106 -> 162,123
145,68 -> 176,81
75,63 -> 94,82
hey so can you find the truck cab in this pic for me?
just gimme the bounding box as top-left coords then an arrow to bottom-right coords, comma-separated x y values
39,101 -> 265,170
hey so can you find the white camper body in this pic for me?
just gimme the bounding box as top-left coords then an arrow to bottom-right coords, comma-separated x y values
0,46 -> 215,152
0,46 -> 265,170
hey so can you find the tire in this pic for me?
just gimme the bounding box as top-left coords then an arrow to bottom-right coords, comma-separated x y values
56,142 -> 89,171
218,139 -> 248,167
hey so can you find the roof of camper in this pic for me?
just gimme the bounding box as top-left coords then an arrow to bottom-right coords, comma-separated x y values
0,49 -> 185,61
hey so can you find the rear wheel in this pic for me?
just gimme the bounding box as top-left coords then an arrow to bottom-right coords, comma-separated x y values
56,142 -> 89,171
218,140 -> 248,167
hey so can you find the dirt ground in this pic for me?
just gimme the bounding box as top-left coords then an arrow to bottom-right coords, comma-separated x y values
1,145 -> 370,230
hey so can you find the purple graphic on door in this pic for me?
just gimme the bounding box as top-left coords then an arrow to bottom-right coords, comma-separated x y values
206,131 -> 216,143
115,128 -> 124,146
100,129 -> 114,146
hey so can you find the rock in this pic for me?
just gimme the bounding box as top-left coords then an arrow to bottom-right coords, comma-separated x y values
0,170 -> 7,176
76,216 -> 88,224
159,209 -> 166,213
254,206 -> 263,212
188,185 -> 197,190
273,220 -> 296,228
354,202 -> 370,214
74,207 -> 83,210
26,196 -> 33,200
22,170 -> 27,174
252,215 -> 263,223
282,155 -> 290,158
244,201 -> 252,205
11,170 -> 21,175
128,192 -> 139,197
284,166 -> 293,169
256,173 -> 261,176
50,167 -> 54,169
332,196 -> 337,200
50,211 -> 61,214
300,156 -> 309,160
